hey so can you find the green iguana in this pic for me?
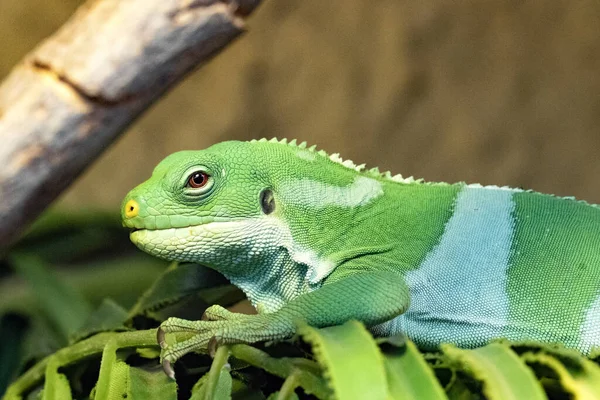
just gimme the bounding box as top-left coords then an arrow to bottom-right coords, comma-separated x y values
121,138 -> 600,377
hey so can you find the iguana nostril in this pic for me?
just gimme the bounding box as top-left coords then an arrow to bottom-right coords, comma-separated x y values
124,199 -> 139,218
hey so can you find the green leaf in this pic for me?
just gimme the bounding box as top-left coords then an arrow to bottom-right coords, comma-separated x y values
441,342 -> 546,400
21,210 -> 120,241
9,254 -> 92,341
93,339 -> 129,399
128,262 -> 240,321
128,364 -> 178,400
41,358 -> 72,400
18,317 -> 63,374
0,255 -> 165,318
198,345 -> 232,400
266,391 -> 299,400
70,298 -> 130,343
135,347 -> 162,360
92,336 -> 178,399
229,345 -> 329,399
190,373 -> 209,399
520,346 -> 600,398
298,320 -> 388,400
212,364 -> 233,400
0,314 -> 28,397
272,371 -> 301,400
194,364 -> 288,400
230,378 -> 266,400
379,336 -> 447,399
12,210 -> 125,264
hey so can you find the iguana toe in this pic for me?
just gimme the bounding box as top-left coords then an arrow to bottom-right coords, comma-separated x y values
156,313 -> 293,371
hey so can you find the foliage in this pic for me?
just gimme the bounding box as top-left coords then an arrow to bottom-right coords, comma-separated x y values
1,212 -> 600,399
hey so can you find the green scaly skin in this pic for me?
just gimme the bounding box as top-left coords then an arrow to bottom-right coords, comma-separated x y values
122,138 -> 600,377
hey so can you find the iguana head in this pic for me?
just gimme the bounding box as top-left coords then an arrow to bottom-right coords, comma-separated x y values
122,139 -> 389,307
122,140 -> 278,268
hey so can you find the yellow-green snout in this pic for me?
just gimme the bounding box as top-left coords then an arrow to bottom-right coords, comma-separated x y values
121,190 -> 149,232
124,199 -> 139,218
122,194 -> 140,228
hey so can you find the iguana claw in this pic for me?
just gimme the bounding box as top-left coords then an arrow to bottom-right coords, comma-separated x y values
157,326 -> 168,349
208,336 -> 219,358
162,358 -> 175,380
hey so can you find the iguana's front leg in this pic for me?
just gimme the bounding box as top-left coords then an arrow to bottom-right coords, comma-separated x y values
158,271 -> 410,377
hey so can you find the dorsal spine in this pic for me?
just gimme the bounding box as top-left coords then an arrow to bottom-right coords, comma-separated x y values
249,137 -> 422,184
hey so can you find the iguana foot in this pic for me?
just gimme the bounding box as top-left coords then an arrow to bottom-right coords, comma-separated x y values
157,305 -> 293,378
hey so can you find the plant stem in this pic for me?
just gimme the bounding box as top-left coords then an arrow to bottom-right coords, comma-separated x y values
203,345 -> 230,400
277,370 -> 300,400
4,329 -> 192,399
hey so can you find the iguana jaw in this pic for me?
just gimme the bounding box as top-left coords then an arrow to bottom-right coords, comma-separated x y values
129,217 -> 337,304
128,222 -> 231,260
128,218 -> 310,313
128,219 -> 270,263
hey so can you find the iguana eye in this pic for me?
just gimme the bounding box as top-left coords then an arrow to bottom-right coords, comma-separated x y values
187,171 -> 210,188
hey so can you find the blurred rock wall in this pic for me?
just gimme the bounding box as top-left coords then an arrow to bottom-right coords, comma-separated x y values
2,0 -> 600,209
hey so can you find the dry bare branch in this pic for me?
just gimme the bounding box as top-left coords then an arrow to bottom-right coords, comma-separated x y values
0,0 -> 262,249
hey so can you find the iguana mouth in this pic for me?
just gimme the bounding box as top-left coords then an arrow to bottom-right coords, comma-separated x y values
129,227 -> 157,235
129,226 -> 192,233
125,218 -> 220,232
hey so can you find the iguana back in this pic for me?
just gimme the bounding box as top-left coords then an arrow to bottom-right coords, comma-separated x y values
369,183 -> 600,355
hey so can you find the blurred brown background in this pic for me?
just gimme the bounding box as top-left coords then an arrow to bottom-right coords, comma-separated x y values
2,0 -> 600,211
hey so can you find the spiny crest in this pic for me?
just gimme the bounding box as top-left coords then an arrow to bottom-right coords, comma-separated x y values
249,137 -> 424,184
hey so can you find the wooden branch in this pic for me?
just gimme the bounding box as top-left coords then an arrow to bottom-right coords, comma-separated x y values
0,0 -> 261,249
